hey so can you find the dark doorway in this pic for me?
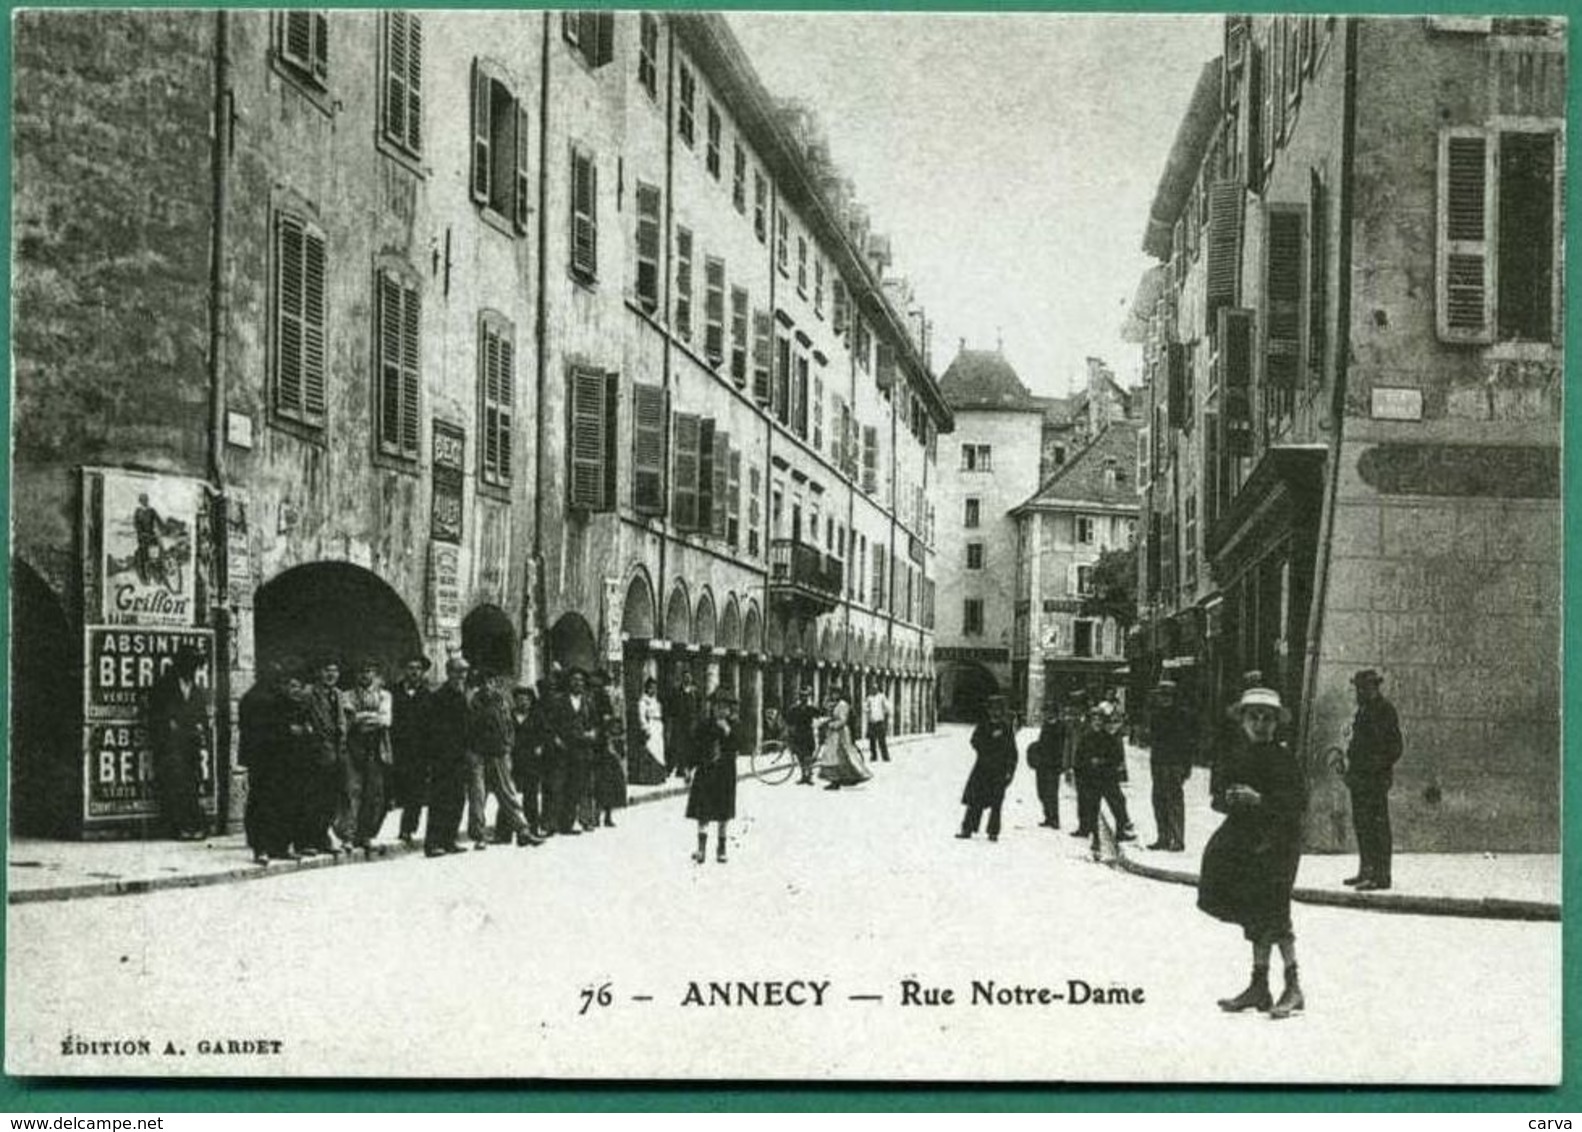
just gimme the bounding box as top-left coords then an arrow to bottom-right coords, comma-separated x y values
10,559 -> 81,835
462,604 -> 516,675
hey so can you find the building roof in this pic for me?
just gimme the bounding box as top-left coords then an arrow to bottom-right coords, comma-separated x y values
1142,58 -> 1223,260
938,348 -> 1035,410
1013,421 -> 1141,513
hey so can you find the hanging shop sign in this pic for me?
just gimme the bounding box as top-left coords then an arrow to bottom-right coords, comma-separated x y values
91,469 -> 205,628
431,420 -> 466,543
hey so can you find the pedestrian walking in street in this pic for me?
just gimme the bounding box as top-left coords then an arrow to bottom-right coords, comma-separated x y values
278,663 -> 323,857
783,686 -> 822,786
1148,679 -> 1196,852
816,686 -> 871,790
628,677 -> 668,786
589,669 -> 627,828
549,668 -> 601,835
303,654 -> 348,854
468,670 -> 541,848
957,694 -> 1017,841
341,658 -> 393,854
1073,701 -> 1136,848
667,670 -> 703,781
1028,700 -> 1067,829
1197,687 -> 1307,1019
865,685 -> 892,764
391,653 -> 434,848
1340,669 -> 1402,891
145,644 -> 211,841
686,690 -> 742,863
238,659 -> 295,864
423,655 -> 472,857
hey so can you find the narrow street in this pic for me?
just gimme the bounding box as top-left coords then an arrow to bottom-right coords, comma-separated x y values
8,725 -> 1558,1083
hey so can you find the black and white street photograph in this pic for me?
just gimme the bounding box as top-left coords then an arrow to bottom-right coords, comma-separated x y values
6,10 -> 1565,1084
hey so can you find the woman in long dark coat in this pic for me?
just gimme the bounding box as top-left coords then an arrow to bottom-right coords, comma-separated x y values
956,695 -> 1017,841
685,691 -> 741,863
1197,686 -> 1308,1019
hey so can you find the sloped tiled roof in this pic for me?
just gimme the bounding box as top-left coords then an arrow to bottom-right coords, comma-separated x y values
1014,421 -> 1141,512
938,348 -> 1036,410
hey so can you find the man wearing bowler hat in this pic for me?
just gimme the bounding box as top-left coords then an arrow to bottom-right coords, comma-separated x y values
392,652 -> 434,847
1341,668 -> 1402,891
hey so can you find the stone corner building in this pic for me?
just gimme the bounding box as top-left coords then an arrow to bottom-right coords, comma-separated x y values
10,11 -> 951,837
1128,16 -> 1563,852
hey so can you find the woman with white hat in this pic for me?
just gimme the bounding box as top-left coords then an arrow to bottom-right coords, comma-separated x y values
1196,686 -> 1308,1020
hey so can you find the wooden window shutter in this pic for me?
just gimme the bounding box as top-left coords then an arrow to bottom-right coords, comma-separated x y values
470,62 -> 491,204
377,270 -> 420,457
672,412 -> 700,529
570,149 -> 598,280
631,383 -> 666,515
385,13 -> 408,146
635,184 -> 661,313
514,104 -> 531,233
400,280 -> 420,457
1137,425 -> 1151,492
283,12 -> 327,83
602,370 -> 618,509
1437,129 -> 1494,343
1263,204 -> 1305,387
497,334 -> 514,482
403,15 -> 422,152
275,213 -> 328,425
1308,171 -> 1328,378
730,287 -> 749,387
1166,341 -> 1187,427
862,426 -> 878,493
562,10 -> 582,48
728,448 -> 742,549
592,12 -> 615,68
711,430 -> 730,540
569,365 -> 610,510
1205,180 -> 1243,325
479,318 -> 514,486
751,310 -> 772,404
704,257 -> 725,366
1219,306 -> 1255,457
674,227 -> 693,339
697,418 -> 717,532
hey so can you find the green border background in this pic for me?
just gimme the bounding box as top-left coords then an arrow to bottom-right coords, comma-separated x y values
0,0 -> 1574,1112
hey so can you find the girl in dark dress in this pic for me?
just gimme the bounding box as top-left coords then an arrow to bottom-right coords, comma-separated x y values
685,691 -> 741,863
1197,687 -> 1308,1019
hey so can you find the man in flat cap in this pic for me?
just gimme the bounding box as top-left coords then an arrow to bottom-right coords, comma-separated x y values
1341,669 -> 1402,891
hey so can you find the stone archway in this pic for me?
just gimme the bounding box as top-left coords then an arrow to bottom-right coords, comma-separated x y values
461,603 -> 516,675
548,611 -> 599,675
938,660 -> 1001,723
621,570 -> 657,640
664,583 -> 691,645
255,560 -> 423,679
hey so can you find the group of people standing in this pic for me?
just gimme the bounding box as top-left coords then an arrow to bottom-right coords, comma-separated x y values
236,653 -> 630,864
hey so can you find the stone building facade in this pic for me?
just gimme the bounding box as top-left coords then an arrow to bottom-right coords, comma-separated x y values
1129,16 -> 1563,851
10,10 -> 949,836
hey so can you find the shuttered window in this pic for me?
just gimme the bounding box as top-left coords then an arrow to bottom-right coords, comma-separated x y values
635,183 -> 661,313
747,467 -> 762,557
754,172 -> 767,243
793,353 -> 810,439
1219,306 -> 1255,457
1308,171 -> 1328,379
632,382 -> 666,515
1137,425 -> 1151,491
727,448 -> 742,549
674,227 -> 693,340
1263,203 -> 1306,394
862,426 -> 878,494
776,211 -> 788,275
730,287 -> 749,387
732,143 -> 747,214
568,366 -> 617,511
813,378 -> 824,450
773,336 -> 791,424
563,11 -> 614,68
1205,180 -> 1243,327
710,429 -> 730,540
1166,342 -> 1187,429
706,103 -> 722,179
672,413 -> 701,529
375,267 -> 421,460
382,12 -> 422,156
833,278 -> 849,335
478,313 -> 515,487
873,545 -> 886,612
704,257 -> 725,366
814,259 -> 825,317
751,309 -> 772,404
278,11 -> 329,88
677,63 -> 695,148
273,211 -> 327,428
471,61 -> 530,232
875,340 -> 896,390
637,13 -> 658,99
697,419 -> 717,533
570,148 -> 598,281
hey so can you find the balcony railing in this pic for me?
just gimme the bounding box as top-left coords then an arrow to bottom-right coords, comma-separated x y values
768,537 -> 844,616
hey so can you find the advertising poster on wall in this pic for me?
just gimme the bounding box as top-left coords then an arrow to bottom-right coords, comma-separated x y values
98,470 -> 202,628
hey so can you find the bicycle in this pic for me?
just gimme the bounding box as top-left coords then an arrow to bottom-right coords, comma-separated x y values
749,739 -> 800,786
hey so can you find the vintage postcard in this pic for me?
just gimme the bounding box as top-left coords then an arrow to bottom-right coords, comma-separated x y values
7,9 -> 1563,1083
